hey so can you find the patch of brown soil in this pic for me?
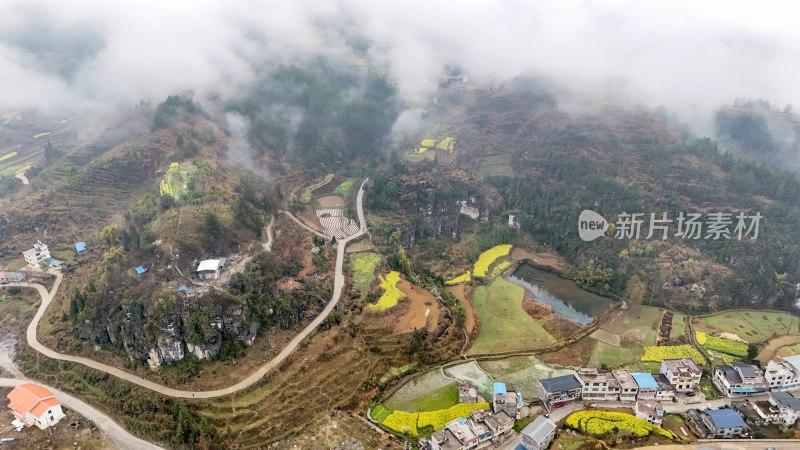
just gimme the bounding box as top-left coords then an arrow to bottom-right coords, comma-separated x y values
758,335 -> 800,362
539,336 -> 598,367
345,240 -> 376,253
446,284 -> 475,335
395,280 -> 440,334
545,317 -> 581,340
511,247 -> 565,271
277,278 -> 302,291
522,292 -> 555,320
317,195 -> 345,208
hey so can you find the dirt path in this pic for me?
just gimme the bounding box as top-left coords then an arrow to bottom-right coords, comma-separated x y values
446,284 -> 475,335
758,334 -> 800,362
0,377 -> 163,449
8,180 -> 368,400
282,210 -> 328,239
511,247 -> 564,271
14,171 -> 29,185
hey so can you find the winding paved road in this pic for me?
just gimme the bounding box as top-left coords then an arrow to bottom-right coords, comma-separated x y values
5,179 -> 368,399
0,377 -> 163,450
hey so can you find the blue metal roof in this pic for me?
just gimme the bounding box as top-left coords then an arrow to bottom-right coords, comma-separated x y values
178,285 -> 188,292
45,258 -> 61,267
632,372 -> 658,389
135,266 -> 148,275
494,382 -> 507,396
706,409 -> 746,429
456,417 -> 467,425
75,242 -> 87,252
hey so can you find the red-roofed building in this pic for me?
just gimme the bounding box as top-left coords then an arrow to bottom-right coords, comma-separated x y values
6,383 -> 65,429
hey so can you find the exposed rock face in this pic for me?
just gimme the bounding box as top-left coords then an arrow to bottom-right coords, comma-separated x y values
117,298 -> 260,370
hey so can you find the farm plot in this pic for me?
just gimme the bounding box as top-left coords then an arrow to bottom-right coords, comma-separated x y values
600,306 -> 663,346
588,341 -> 643,369
368,271 -> 404,312
444,361 -> 495,400
695,310 -> 800,344
641,345 -> 705,365
468,278 -> 556,354
384,370 -> 455,411
300,173 -> 334,203
158,161 -> 197,200
350,252 -> 381,293
696,332 -> 748,357
478,355 -> 575,399
670,312 -> 688,340
316,208 -> 360,239
316,195 -> 344,208
473,244 -> 512,277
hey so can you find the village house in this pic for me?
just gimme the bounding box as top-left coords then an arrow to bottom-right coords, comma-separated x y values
764,355 -> 800,391
420,410 -> 514,450
539,374 -> 582,408
701,408 -> 749,438
196,258 -> 223,280
577,368 -> 620,402
714,362 -> 768,397
458,383 -> 483,403
634,400 -> 664,426
6,383 -> 65,430
660,358 -> 702,392
469,409 -> 514,441
653,374 -> 676,401
22,241 -> 50,269
751,391 -> 800,427
520,416 -> 557,450
613,370 -> 639,402
632,372 -> 659,400
492,383 -> 522,419
0,271 -> 24,284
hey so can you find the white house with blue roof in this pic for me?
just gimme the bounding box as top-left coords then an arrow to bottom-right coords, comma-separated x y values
631,372 -> 659,400
701,408 -> 748,438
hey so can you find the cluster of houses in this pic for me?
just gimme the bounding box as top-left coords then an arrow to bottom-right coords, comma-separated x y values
421,382 -> 557,450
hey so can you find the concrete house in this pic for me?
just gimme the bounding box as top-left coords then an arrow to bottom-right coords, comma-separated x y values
660,358 -> 702,392
22,241 -> 50,268
701,408 -> 748,438
632,372 -> 659,400
196,259 -> 223,280
0,271 -> 24,284
520,416 -> 557,450
752,391 -> 800,427
635,400 -> 664,426
469,409 -> 514,441
714,362 -> 768,397
539,374 -> 582,408
492,382 -> 522,419
613,370 -> 639,402
577,368 -> 620,401
765,356 -> 800,391
458,383 -> 482,403
6,383 -> 65,430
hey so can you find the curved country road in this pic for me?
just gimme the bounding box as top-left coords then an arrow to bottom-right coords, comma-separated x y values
0,377 -> 163,449
6,179 -> 368,399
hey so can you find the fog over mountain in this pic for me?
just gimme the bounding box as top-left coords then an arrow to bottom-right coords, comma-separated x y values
1,0 -> 799,135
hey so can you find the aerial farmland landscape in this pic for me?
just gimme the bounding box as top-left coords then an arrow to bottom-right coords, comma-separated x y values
2,1 -> 800,450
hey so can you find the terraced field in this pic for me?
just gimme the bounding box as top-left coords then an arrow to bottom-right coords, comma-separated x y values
694,310 -> 800,344
478,355 -> 575,399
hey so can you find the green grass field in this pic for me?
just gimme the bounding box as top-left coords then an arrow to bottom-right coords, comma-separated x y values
383,383 -> 459,412
478,155 -> 513,178
670,312 -> 687,340
479,355 -> 575,399
695,310 -> 800,344
588,341 -> 644,369
468,278 -> 556,354
384,370 -> 455,410
333,178 -> 355,196
300,173 -> 334,203
600,306 -> 663,346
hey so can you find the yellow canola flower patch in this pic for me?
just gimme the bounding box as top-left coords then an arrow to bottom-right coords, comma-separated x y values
641,344 -> 705,365
383,410 -> 419,436
420,138 -> 436,148
445,272 -> 471,285
417,147 -> 429,154
436,136 -> 455,152
0,151 -> 17,162
565,410 -> 675,439
417,402 -> 490,430
695,331 -> 707,345
368,271 -> 404,311
473,244 -> 512,277
169,162 -> 180,170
